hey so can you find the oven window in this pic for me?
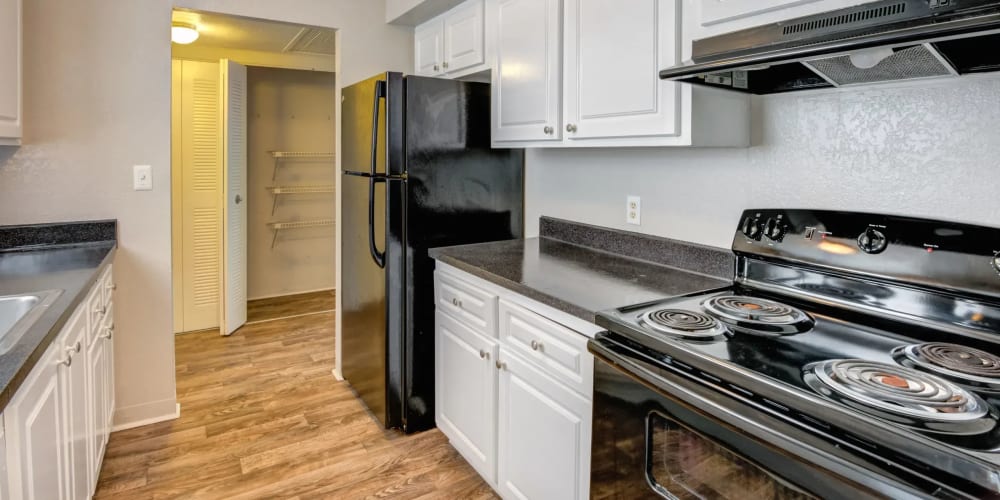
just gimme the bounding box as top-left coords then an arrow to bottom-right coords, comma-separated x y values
646,411 -> 815,500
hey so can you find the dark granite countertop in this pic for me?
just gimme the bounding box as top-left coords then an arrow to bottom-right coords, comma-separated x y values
0,221 -> 117,411
430,217 -> 734,323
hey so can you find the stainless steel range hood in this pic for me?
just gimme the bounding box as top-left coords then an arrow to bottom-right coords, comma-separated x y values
660,0 -> 1000,94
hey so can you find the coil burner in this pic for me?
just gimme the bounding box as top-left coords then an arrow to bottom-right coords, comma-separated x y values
804,359 -> 995,435
638,309 -> 728,341
893,343 -> 1000,393
701,295 -> 814,336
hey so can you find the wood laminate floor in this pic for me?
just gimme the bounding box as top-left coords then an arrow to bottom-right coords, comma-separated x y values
95,309 -> 497,499
247,290 -> 336,323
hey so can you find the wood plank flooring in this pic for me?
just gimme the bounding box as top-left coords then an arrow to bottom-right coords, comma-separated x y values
95,309 -> 497,499
246,290 -> 336,323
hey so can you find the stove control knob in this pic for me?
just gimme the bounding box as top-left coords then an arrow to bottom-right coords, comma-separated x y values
764,218 -> 786,241
741,216 -> 762,240
857,227 -> 888,254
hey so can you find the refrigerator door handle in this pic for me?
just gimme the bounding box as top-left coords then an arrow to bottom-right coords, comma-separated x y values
368,79 -> 388,269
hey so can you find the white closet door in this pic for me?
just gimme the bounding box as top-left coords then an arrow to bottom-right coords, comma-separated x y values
180,60 -> 221,332
221,59 -> 248,336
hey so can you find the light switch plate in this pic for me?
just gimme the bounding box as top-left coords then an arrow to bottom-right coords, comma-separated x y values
626,195 -> 641,225
133,165 -> 153,191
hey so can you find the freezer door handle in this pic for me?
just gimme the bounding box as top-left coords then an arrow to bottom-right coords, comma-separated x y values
368,79 -> 387,269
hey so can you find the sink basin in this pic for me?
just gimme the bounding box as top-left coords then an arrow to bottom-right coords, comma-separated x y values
0,290 -> 63,355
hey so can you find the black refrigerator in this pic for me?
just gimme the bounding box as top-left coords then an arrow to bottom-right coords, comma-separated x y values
341,72 -> 523,433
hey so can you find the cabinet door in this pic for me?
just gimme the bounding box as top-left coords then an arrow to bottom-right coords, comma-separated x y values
415,21 -> 445,76
443,0 -> 485,74
0,0 -> 20,143
698,0 -> 824,27
492,0 -> 562,143
564,0 -> 679,140
0,416 -> 8,499
435,311 -> 498,484
103,301 -> 116,439
61,312 -> 90,500
498,348 -> 591,500
86,324 -> 108,484
5,345 -> 69,500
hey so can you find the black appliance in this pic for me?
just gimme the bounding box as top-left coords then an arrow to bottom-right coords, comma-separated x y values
341,72 -> 523,433
591,209 -> 1000,499
659,0 -> 1000,94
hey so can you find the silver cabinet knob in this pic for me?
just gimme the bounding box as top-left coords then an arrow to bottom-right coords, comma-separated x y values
530,340 -> 542,351
443,61 -> 449,69
433,64 -> 440,72
451,297 -> 463,308
103,326 -> 114,340
479,349 -> 490,360
495,360 -> 507,370
543,126 -> 554,135
72,341 -> 81,353
566,124 -> 577,133
107,283 -> 117,291
59,355 -> 72,367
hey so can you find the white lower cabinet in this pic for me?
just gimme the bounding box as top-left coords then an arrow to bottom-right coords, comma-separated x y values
434,264 -> 596,500
497,348 -> 591,500
4,264 -> 115,499
435,311 -> 498,483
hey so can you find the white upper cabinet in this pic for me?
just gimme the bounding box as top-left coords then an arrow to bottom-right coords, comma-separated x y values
415,21 -> 445,76
491,0 -> 563,143
493,0 -> 749,148
564,0 -> 679,140
413,0 -> 491,78
682,0 -> 879,62
443,0 -> 486,74
0,0 -> 22,145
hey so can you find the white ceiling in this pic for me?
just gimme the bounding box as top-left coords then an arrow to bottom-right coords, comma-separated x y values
172,10 -> 336,56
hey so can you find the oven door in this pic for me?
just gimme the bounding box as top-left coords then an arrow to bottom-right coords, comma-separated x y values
589,336 -> 937,500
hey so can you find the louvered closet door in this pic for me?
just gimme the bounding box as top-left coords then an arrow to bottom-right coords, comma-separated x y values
221,59 -> 248,336
180,60 -> 221,332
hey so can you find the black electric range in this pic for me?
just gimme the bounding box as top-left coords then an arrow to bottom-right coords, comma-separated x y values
590,209 -> 1000,500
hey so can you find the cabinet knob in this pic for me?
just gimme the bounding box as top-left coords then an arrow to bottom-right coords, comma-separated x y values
443,61 -> 449,69
103,326 -> 114,340
72,341 -> 81,353
566,124 -> 577,133
479,349 -> 490,360
433,64 -> 440,72
58,356 -> 72,367
107,283 -> 116,291
495,360 -> 507,371
530,340 -> 543,351
543,126 -> 553,135
452,297 -> 463,308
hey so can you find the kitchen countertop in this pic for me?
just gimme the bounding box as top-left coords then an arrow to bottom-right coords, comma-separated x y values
430,217 -> 733,322
0,221 -> 116,411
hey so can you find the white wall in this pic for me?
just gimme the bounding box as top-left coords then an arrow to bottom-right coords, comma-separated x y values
526,74 -> 1000,249
247,67 -> 337,299
0,0 -> 411,428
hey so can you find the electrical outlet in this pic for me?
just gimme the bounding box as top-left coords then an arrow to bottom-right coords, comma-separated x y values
133,165 -> 153,191
626,195 -> 641,225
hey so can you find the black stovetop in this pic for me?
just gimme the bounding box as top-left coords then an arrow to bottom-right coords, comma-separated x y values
597,285 -> 1000,476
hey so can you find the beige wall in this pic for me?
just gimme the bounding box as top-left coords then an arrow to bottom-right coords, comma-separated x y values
0,0 -> 412,427
247,67 -> 337,299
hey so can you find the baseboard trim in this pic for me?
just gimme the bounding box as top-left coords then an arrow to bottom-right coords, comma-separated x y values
247,288 -> 335,301
112,400 -> 180,432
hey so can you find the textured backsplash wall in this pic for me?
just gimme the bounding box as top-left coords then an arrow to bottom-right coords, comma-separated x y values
525,74 -> 1000,248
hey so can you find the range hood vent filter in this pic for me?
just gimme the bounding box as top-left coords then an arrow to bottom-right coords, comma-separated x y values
804,44 -> 954,86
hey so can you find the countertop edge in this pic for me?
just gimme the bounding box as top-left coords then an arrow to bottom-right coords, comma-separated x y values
0,242 -> 117,412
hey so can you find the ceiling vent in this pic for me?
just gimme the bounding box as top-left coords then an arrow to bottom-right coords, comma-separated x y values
284,28 -> 337,56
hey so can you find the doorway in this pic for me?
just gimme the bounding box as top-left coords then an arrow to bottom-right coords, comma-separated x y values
170,9 -> 338,335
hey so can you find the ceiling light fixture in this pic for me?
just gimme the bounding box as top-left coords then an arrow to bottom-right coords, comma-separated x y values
171,22 -> 199,44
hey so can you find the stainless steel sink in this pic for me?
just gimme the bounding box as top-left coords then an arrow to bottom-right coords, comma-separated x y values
0,290 -> 63,355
